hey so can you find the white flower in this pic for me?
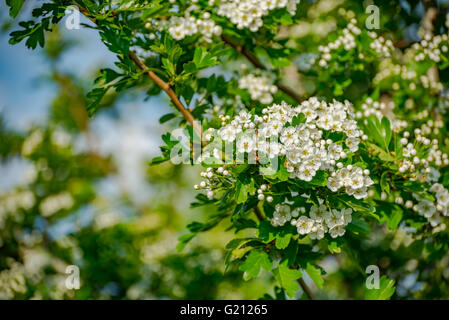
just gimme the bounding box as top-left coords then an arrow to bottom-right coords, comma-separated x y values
345,137 -> 360,152
353,187 -> 368,199
309,221 -> 326,240
166,13 -> 221,42
297,165 -> 316,182
259,141 -> 280,158
272,204 -> 292,226
218,0 -> 300,32
237,135 -> 256,153
280,126 -> 297,146
238,73 -> 277,104
436,190 -> 449,207
327,176 -> 342,192
324,209 -> 344,228
428,212 -> 442,227
329,224 -> 346,238
309,204 -> 326,222
341,208 -> 353,225
328,143 -> 343,160
349,172 -> 364,189
219,125 -> 237,142
430,183 -> 444,193
286,148 -> 301,164
426,167 -> 441,182
416,200 -> 436,218
236,110 -> 252,124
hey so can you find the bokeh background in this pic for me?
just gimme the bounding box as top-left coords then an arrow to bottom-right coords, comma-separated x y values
1,0 -> 449,300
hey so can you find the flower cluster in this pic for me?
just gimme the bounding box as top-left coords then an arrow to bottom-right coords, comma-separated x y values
271,200 -> 353,239
0,191 -> 35,228
368,31 -> 394,57
318,21 -> 360,67
327,165 -> 373,199
217,0 -> 300,31
215,99 -> 369,198
355,97 -> 407,132
355,97 -> 387,120
398,128 -> 449,175
164,12 -> 222,42
0,259 -> 27,299
318,21 -> 394,67
373,61 -> 443,94
238,73 -> 277,104
194,166 -> 232,200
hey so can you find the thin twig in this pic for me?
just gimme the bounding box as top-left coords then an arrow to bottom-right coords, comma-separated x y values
253,206 -> 265,221
75,3 -> 203,139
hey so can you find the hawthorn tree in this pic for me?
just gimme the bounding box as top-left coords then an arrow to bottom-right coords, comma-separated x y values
5,0 -> 449,299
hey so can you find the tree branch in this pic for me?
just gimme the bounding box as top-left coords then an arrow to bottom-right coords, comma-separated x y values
75,4 -> 203,139
221,34 -> 304,104
128,52 -> 203,138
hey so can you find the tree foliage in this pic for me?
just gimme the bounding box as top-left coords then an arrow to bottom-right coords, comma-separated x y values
4,0 -> 449,299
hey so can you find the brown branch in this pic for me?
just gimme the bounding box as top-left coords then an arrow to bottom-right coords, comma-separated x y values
75,3 -> 203,139
221,34 -> 304,104
298,277 -> 315,300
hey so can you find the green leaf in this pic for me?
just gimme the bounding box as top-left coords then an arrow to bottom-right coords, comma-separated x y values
347,218 -> 371,234
176,233 -> 195,251
273,260 -> 302,298
365,116 -> 392,152
283,240 -> 299,266
307,170 -> 328,187
366,142 -> 395,162
6,0 -> 25,18
387,209 -> 403,230
258,220 -> 278,243
306,263 -> 324,289
235,178 -> 255,204
239,250 -> 273,281
377,202 -> 403,230
86,88 -> 107,117
364,276 -> 396,300
381,117 -> 392,148
291,114 -> 306,126
193,46 -> 218,70
380,171 -> 390,194
149,156 -> 168,165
